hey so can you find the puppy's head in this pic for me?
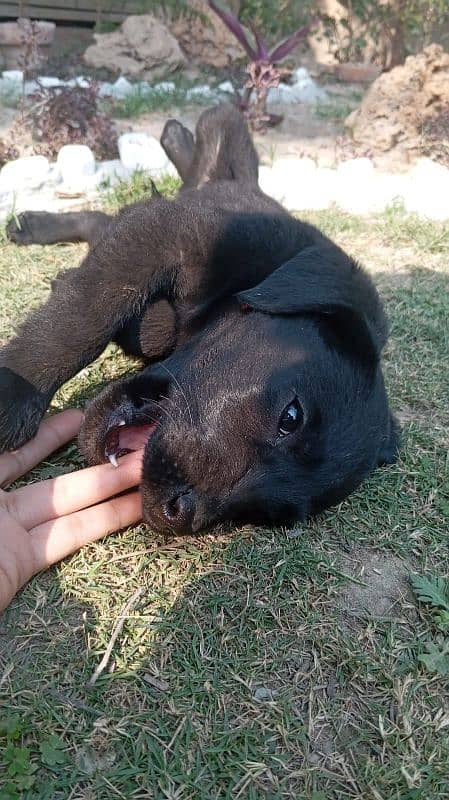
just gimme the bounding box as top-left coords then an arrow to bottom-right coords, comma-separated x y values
80,246 -> 399,533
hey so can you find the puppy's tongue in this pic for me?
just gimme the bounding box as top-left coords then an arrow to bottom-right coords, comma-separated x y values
118,423 -> 157,451
105,421 -> 158,466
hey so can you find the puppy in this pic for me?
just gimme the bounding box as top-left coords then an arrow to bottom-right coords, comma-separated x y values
0,105 -> 399,533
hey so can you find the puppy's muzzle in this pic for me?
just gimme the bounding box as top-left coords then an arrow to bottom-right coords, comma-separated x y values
142,481 -> 214,535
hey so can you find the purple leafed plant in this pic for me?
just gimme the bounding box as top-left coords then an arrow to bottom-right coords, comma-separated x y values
209,0 -> 316,131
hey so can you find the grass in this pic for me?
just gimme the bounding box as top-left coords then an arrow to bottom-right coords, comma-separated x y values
0,189 -> 449,798
315,101 -> 355,122
107,79 -> 217,120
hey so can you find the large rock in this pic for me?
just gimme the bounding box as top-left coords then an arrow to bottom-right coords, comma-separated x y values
346,45 -> 449,159
0,155 -> 49,190
83,15 -> 186,79
117,132 -> 171,176
168,1 -> 245,68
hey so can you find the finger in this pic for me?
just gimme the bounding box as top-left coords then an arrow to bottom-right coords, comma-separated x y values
7,450 -> 143,530
0,409 -> 84,488
0,510 -> 35,612
30,491 -> 142,571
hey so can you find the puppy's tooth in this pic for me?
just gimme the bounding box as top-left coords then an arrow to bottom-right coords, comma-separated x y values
118,420 -> 126,426
108,453 -> 119,468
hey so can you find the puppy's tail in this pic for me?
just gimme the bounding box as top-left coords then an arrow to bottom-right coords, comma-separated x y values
186,104 -> 259,189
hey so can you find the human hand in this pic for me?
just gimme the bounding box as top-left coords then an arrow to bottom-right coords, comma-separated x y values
0,408 -> 143,612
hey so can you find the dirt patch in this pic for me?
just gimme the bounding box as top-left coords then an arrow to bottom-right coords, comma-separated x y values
337,548 -> 414,623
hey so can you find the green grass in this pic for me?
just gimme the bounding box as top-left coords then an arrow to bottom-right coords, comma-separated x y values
315,101 -> 355,122
1,196 -> 449,799
106,79 -> 216,119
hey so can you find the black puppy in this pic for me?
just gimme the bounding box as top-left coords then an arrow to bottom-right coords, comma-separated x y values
0,105 -> 399,533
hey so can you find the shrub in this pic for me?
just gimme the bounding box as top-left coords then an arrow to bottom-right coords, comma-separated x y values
26,83 -> 117,160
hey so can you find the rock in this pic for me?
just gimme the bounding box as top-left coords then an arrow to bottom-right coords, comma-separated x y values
267,84 -> 298,105
98,82 -> 113,98
38,76 -> 63,89
403,158 -> 449,220
217,80 -> 235,94
253,686 -> 276,702
335,158 -> 376,214
0,155 -> 49,190
66,76 -> 91,89
56,145 -> 96,191
268,68 -> 327,105
291,67 -> 328,103
1,69 -> 23,84
0,69 -> 22,101
109,76 -> 134,99
93,159 -> 131,187
261,156 -> 417,215
346,45 -> 449,160
24,80 -> 40,95
368,173 -> 408,213
258,165 -> 284,202
185,84 -> 217,102
84,15 -> 186,80
264,157 -> 335,211
118,132 -> 170,175
168,0 -> 245,68
269,157 -> 319,210
154,81 -> 176,93
0,187 -> 14,217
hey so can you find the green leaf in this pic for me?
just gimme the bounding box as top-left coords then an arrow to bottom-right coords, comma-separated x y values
14,773 -> 36,791
0,714 -> 21,740
435,609 -> 449,630
39,735 -> 67,767
4,744 -> 31,777
0,783 -> 21,800
418,641 -> 449,676
410,573 -> 449,612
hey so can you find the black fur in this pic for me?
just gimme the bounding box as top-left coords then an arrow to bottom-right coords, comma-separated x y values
0,105 -> 399,533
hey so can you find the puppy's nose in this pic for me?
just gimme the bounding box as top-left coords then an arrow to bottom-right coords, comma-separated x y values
163,489 -> 195,532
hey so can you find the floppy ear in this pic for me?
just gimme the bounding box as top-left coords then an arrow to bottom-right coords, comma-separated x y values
237,245 -> 388,365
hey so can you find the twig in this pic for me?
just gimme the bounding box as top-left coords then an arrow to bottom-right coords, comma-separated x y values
88,587 -> 143,687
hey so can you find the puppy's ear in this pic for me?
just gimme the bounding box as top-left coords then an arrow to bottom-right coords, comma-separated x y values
237,246 -> 388,365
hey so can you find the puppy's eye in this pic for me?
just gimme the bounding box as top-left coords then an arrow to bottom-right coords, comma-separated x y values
278,398 -> 303,437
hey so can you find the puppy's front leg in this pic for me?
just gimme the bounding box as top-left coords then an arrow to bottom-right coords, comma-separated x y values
0,199 -> 205,452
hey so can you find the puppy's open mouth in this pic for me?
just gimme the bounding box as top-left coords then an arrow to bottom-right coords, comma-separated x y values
103,404 -> 161,466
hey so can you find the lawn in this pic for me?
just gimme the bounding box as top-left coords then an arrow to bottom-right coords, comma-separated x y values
0,184 -> 448,799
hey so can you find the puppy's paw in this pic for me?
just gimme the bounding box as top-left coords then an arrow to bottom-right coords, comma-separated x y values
0,367 -> 49,453
6,212 -> 50,246
161,120 -> 194,179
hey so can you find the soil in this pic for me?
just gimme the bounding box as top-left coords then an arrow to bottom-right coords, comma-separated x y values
337,548 -> 416,625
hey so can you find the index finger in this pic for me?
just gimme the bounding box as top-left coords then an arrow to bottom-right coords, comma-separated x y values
30,491 -> 143,571
0,409 -> 84,488
9,450 -> 143,530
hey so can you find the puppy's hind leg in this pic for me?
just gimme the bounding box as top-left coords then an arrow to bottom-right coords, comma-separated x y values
6,210 -> 113,248
185,104 -> 259,188
160,120 -> 195,183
